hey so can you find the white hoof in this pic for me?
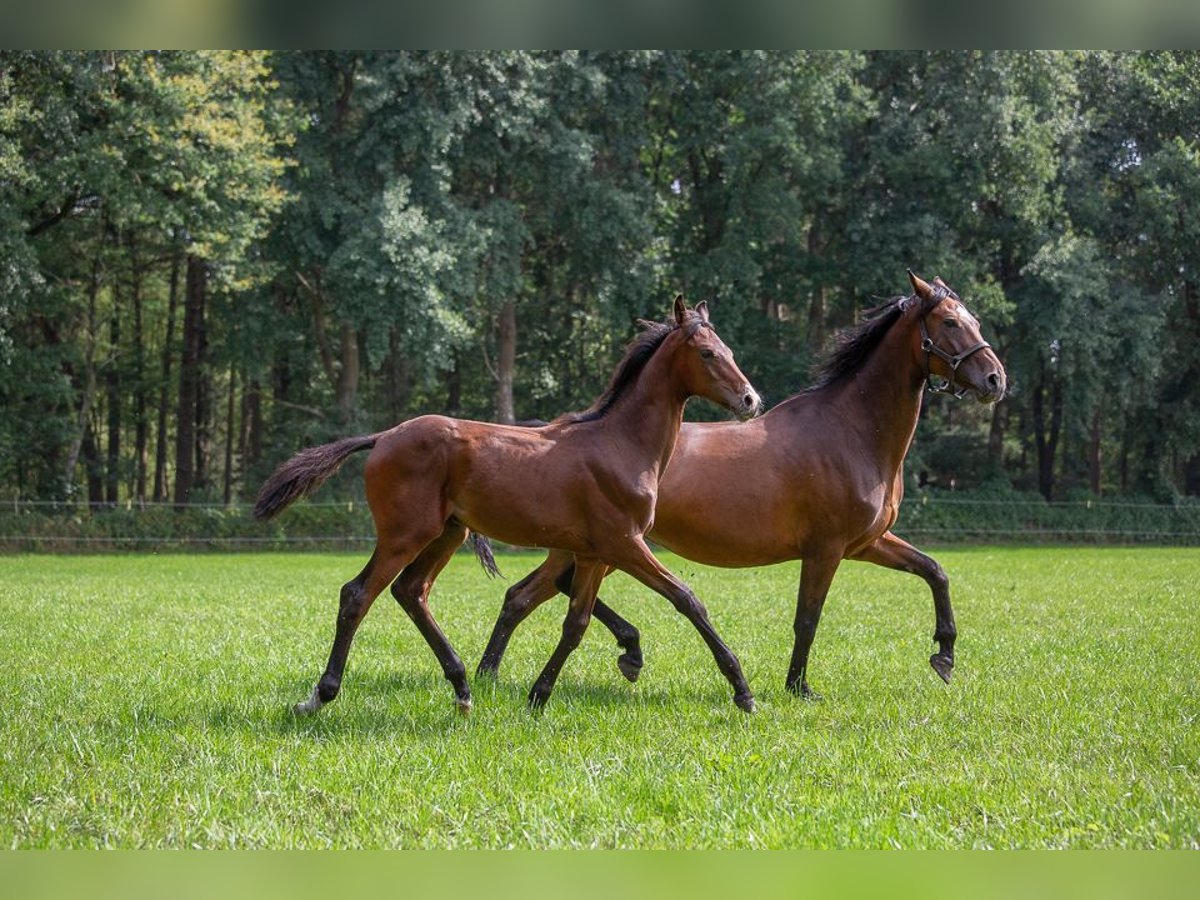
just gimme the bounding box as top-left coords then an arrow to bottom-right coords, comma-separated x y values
293,686 -> 324,716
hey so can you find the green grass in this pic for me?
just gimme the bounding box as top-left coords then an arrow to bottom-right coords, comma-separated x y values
1,547 -> 1197,848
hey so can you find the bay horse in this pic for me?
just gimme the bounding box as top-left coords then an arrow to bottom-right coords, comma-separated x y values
253,297 -> 762,715
475,272 -> 1007,698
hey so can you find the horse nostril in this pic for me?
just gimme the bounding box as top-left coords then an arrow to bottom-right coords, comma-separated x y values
987,372 -> 1000,389
743,393 -> 756,409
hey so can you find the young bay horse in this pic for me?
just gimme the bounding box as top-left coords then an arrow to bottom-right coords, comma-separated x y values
475,272 -> 1007,698
254,297 -> 762,715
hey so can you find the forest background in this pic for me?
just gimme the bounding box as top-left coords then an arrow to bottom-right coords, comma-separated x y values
2,51 -> 1198,543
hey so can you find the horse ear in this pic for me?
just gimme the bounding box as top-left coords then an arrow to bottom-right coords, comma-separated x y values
907,269 -> 935,301
673,293 -> 688,325
695,300 -> 710,323
933,276 -> 948,288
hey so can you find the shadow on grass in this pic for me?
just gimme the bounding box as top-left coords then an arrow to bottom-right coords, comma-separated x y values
190,666 -> 746,739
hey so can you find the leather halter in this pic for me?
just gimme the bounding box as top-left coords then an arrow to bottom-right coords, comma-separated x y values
917,293 -> 991,398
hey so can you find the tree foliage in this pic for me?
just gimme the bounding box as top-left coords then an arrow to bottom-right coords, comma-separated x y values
2,51 -> 1199,505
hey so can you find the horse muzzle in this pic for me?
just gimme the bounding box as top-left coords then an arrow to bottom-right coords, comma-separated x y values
734,386 -> 763,421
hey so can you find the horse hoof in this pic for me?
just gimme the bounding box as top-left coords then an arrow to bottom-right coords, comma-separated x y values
455,697 -> 473,717
786,681 -> 822,701
527,688 -> 550,713
617,653 -> 643,683
292,687 -> 323,716
475,664 -> 498,681
930,653 -> 954,684
734,693 -> 756,713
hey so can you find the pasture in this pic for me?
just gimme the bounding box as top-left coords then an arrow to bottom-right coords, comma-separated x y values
1,546 -> 1197,848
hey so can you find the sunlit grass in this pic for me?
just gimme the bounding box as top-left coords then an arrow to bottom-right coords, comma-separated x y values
1,547 -> 1197,848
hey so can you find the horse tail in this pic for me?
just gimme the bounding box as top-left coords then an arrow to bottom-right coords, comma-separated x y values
469,532 -> 502,579
253,433 -> 379,521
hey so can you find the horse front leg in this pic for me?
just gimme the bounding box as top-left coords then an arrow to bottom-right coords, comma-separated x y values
786,550 -> 842,700
851,531 -> 956,683
610,537 -> 753,712
477,549 -> 643,683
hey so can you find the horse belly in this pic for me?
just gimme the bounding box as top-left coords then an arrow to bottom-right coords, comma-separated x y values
649,490 -> 799,568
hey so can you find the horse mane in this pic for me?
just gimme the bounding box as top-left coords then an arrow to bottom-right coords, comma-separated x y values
554,312 -> 702,425
805,295 -> 911,392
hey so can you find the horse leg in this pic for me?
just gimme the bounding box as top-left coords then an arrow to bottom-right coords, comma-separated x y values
390,520 -> 474,713
611,538 -> 754,712
546,557 -> 642,681
785,551 -> 842,700
476,552 -> 567,679
527,557 -> 607,711
851,531 -> 956,683
294,541 -> 414,716
591,598 -> 644,683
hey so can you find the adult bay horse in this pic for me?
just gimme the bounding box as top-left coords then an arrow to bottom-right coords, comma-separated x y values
476,271 -> 1007,698
254,297 -> 762,715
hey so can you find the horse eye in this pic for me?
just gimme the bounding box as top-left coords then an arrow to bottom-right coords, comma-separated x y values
700,348 -> 715,360
944,319 -> 960,329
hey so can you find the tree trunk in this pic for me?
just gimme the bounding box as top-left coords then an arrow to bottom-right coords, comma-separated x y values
1088,408 -> 1103,496
105,282 -> 121,505
153,251 -> 181,503
494,298 -> 516,424
444,350 -> 462,417
82,419 -> 104,509
174,255 -> 206,507
335,323 -> 360,423
223,363 -> 237,506
987,399 -> 1007,474
806,223 -> 826,352
63,256 -> 102,498
129,240 -> 148,504
1032,367 -> 1063,502
385,328 -> 411,423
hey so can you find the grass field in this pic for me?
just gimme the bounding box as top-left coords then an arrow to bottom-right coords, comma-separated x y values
1,546 -> 1197,848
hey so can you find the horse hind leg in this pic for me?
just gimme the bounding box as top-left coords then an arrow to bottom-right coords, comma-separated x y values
295,544 -> 410,716
591,597 -> 643,683
527,557 -> 607,711
390,520 -> 473,714
476,552 -> 569,679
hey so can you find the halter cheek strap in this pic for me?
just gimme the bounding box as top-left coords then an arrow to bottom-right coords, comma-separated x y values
918,315 -> 991,398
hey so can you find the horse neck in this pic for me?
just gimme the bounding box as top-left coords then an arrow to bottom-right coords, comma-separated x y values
601,338 -> 690,477
836,312 -> 927,475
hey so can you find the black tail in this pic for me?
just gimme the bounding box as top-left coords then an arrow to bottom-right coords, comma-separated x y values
253,434 -> 379,521
470,532 -> 502,579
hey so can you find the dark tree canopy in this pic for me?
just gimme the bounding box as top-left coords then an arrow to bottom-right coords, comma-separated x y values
2,50 -> 1199,506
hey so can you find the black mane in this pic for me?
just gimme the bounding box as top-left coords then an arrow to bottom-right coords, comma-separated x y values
805,295 -> 910,392
555,313 -> 702,425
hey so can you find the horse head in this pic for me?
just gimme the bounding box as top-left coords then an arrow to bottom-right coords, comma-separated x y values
907,271 -> 1007,403
666,294 -> 761,420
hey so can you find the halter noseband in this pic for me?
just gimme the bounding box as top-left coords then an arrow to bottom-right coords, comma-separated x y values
917,292 -> 991,399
